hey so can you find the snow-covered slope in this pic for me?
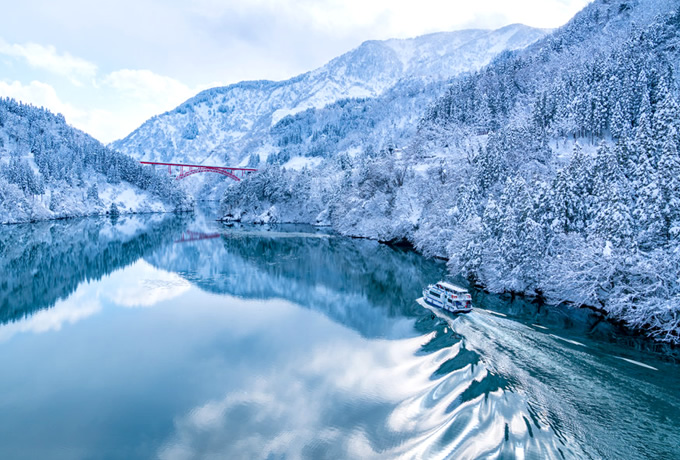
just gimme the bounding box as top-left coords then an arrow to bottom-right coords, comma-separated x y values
0,98 -> 191,224
111,24 -> 547,166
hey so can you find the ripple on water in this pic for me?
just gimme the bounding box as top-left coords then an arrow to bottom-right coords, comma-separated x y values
372,310 -> 584,459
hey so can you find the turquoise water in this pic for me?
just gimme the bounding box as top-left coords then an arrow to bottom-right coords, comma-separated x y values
0,209 -> 678,459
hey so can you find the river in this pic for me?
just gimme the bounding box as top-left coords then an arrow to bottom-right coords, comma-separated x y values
0,207 -> 678,459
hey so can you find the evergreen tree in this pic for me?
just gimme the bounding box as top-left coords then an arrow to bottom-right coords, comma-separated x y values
553,143 -> 592,233
658,127 -> 680,239
87,183 -> 100,202
634,89 -> 656,167
610,100 -> 628,139
613,138 -> 637,181
592,181 -> 633,246
633,69 -> 649,122
632,147 -> 664,249
590,142 -> 634,246
551,170 -> 578,234
652,75 -> 680,147
109,202 -> 120,217
496,176 -> 535,291
591,81 -> 608,139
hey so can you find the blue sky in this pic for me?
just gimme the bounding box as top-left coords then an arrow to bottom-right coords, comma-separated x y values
0,0 -> 591,143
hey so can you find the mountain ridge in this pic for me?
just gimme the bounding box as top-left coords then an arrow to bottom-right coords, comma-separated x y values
111,24 -> 548,167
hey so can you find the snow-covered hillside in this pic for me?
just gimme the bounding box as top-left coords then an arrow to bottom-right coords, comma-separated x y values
0,98 -> 192,224
111,24 -> 547,167
221,0 -> 680,344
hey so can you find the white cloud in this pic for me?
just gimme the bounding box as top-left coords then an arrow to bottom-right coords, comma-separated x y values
0,36 -> 222,142
295,0 -> 592,34
156,335 -> 428,459
97,69 -> 218,141
185,0 -> 590,43
0,39 -> 97,85
0,290 -> 102,343
110,262 -> 191,308
0,260 -> 190,343
0,79 -> 84,121
0,79 -> 122,141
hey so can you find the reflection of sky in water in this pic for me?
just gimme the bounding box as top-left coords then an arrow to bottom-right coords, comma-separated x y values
0,213 -> 679,459
0,261 -> 438,459
0,261 -> 190,342
0,267 -> 327,458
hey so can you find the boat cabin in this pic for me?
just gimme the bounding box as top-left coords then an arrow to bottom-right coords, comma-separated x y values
423,281 -> 472,313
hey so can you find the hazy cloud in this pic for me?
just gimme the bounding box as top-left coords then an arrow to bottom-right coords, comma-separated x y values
0,67 -> 215,142
0,259 -> 190,342
103,69 -> 194,102
0,289 -> 102,343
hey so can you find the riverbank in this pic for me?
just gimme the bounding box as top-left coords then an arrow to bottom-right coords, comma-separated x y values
0,188 -> 193,226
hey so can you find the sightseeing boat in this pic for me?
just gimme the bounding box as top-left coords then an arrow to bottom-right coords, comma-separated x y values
418,281 -> 472,313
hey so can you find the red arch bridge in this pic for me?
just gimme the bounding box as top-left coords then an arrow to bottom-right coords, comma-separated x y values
140,161 -> 257,181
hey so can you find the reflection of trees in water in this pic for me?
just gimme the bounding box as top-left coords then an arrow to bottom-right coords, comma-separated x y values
0,215 -> 185,325
221,232 -> 445,315
146,226 -> 448,337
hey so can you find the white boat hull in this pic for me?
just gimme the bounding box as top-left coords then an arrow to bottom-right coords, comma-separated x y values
417,297 -> 472,314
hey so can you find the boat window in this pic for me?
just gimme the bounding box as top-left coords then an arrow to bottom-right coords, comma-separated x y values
429,290 -> 440,298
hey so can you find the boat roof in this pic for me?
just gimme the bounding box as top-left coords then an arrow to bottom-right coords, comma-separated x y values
436,281 -> 468,293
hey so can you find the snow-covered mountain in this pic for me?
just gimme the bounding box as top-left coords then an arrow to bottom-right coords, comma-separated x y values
111,24 -> 547,167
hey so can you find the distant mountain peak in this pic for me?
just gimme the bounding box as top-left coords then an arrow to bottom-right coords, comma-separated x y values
111,24 -> 548,168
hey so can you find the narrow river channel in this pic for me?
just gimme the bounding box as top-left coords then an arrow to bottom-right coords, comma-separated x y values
0,206 -> 678,459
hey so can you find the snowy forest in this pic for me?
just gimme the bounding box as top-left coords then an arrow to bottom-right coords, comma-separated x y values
220,1 -> 680,343
2,0 -> 678,343
0,98 -> 191,224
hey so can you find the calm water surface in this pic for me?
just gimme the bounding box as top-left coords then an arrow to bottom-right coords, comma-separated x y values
0,207 -> 678,459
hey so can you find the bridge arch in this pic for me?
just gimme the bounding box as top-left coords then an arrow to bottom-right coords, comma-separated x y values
175,167 -> 241,181
139,161 -> 256,182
